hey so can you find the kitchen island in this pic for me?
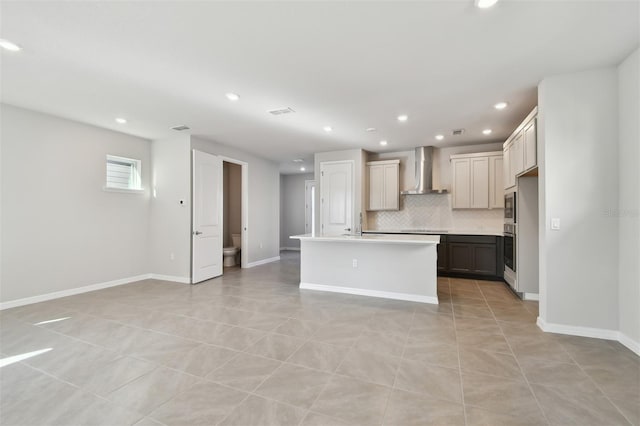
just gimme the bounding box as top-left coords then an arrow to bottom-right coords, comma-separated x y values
290,233 -> 440,304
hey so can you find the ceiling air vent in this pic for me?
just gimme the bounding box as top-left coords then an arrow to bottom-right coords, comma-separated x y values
268,107 -> 296,116
170,125 -> 190,131
452,129 -> 465,136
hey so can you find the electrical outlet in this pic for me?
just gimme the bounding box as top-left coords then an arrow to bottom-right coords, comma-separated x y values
352,259 -> 358,268
170,252 -> 175,261
551,218 -> 561,230
259,242 -> 263,249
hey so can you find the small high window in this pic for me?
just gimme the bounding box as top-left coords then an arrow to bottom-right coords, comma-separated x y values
105,155 -> 142,191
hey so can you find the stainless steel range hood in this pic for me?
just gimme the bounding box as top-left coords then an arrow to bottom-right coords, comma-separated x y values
401,146 -> 448,195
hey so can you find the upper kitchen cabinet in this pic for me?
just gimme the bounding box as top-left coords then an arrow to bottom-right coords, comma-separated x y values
523,119 -> 537,171
367,160 -> 399,211
451,151 -> 503,209
503,107 -> 538,189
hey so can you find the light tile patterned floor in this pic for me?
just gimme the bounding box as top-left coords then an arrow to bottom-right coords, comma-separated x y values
1,252 -> 638,425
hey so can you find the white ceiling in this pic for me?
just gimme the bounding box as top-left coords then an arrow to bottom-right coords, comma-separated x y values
1,1 -> 638,174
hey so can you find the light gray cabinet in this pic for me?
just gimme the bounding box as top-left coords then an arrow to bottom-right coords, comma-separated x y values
451,152 -> 503,209
503,108 -> 538,189
366,160 -> 399,211
523,119 -> 537,172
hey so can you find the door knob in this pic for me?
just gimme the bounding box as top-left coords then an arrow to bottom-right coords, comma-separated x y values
193,231 -> 203,235
344,228 -> 351,232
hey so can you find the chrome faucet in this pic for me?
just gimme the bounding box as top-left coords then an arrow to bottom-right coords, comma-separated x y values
358,212 -> 363,236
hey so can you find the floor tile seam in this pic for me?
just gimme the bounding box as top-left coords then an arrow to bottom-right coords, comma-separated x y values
561,347 -> 635,425
241,332 -> 308,364
301,326 -> 376,421
99,314 -> 278,349
15,357 -> 152,421
388,382 -> 467,410
1,308 -> 81,326
145,377 -> 252,426
303,409 -> 355,426
494,312 -> 552,426
470,282 -> 550,425
380,309 -> 416,424
28,319 -> 113,350
447,289 -> 471,426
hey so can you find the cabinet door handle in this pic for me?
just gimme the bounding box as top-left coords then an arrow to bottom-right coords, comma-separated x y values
193,231 -> 203,235
344,228 -> 351,232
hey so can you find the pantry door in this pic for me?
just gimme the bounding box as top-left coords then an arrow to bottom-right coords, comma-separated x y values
320,161 -> 354,236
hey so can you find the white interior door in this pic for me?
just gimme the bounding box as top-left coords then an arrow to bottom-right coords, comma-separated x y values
305,180 -> 316,234
192,149 -> 223,283
320,161 -> 353,236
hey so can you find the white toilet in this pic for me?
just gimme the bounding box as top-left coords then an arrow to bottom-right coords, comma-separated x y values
223,233 -> 241,267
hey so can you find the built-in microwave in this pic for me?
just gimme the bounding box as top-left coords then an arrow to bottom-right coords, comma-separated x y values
504,192 -> 516,223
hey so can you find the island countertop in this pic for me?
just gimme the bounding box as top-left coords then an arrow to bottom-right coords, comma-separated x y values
362,229 -> 503,237
291,233 -> 440,245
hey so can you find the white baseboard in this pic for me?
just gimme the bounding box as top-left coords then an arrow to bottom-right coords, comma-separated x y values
148,274 -> 191,284
523,293 -> 539,301
0,274 -> 151,310
280,247 -> 300,251
536,317 -> 619,340
618,333 -> 640,356
300,282 -> 439,305
537,317 -> 640,356
246,256 -> 281,268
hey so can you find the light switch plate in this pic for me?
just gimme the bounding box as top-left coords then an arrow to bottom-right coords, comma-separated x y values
551,218 -> 560,230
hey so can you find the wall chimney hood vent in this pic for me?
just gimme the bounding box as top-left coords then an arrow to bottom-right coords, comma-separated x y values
401,146 -> 448,195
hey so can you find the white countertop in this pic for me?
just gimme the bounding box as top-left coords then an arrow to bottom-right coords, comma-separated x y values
291,233 -> 440,245
363,229 -> 503,237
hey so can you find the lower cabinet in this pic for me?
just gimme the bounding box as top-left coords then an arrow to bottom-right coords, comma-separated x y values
437,235 -> 503,280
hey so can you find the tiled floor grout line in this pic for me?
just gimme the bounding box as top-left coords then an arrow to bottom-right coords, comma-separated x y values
13,357 -> 152,425
559,347 -> 635,425
296,314 -> 373,425
4,262 -> 637,426
483,284 -> 552,426
379,307 -> 416,426
448,278 -> 471,426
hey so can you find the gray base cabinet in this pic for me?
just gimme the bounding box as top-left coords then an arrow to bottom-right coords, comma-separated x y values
438,235 -> 503,281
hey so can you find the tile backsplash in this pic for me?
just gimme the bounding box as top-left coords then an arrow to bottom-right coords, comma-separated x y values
367,194 -> 504,233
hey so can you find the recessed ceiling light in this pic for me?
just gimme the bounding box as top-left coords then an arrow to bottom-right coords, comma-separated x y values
366,128 -> 376,132
0,39 -> 21,52
323,126 -> 333,132
483,129 -> 492,135
293,158 -> 304,163
494,102 -> 508,110
435,134 -> 444,141
475,0 -> 499,9
225,93 -> 240,101
115,117 -> 127,124
380,140 -> 388,146
300,167 -> 306,171
397,115 -> 408,122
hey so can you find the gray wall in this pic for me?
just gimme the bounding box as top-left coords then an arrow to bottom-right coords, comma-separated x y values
280,173 -> 314,249
1,104 -> 151,302
538,68 -> 620,332
617,48 -> 640,345
191,136 -> 280,264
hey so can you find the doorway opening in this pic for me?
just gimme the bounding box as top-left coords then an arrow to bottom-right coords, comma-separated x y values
222,161 -> 243,270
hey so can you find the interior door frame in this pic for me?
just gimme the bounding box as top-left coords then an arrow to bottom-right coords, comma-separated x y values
304,180 -> 316,235
219,155 -> 249,269
319,160 -> 355,235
